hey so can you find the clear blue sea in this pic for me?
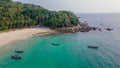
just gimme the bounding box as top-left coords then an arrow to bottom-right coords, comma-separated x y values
0,13 -> 120,68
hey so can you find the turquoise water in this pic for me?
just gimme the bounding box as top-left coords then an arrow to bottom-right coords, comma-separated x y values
0,13 -> 120,68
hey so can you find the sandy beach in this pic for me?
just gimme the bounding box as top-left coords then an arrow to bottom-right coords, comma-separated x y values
0,28 -> 57,46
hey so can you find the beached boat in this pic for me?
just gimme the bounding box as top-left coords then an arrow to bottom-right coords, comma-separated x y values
11,55 -> 22,59
15,50 -> 24,53
51,43 -> 60,46
88,46 -> 98,49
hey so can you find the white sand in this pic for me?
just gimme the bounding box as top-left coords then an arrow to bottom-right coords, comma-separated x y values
0,28 -> 56,46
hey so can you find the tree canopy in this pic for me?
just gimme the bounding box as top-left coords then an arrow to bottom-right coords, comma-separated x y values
0,0 -> 80,30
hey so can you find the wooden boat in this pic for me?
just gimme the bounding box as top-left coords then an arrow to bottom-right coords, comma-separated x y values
11,55 -> 22,59
15,50 -> 24,53
88,46 -> 98,49
51,43 -> 60,46
106,28 -> 113,31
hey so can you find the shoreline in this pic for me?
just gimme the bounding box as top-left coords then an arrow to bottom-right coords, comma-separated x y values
0,28 -> 58,47
0,23 -> 95,47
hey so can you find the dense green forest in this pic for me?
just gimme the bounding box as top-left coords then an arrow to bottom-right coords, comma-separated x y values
0,0 -> 80,30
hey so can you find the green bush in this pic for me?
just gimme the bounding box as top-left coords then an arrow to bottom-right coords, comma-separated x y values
0,26 -> 8,30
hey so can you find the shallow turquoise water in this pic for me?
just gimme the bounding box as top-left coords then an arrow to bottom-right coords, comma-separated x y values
0,13 -> 120,68
0,31 -> 120,68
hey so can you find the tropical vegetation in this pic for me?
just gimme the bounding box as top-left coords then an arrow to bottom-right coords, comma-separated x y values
0,0 -> 80,30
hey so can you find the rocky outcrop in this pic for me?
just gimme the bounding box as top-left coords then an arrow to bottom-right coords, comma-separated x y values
54,25 -> 80,33
53,22 -> 94,33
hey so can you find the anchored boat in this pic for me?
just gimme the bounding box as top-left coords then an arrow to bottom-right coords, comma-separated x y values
51,43 -> 60,46
11,55 -> 22,59
88,46 -> 98,49
15,50 -> 24,53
